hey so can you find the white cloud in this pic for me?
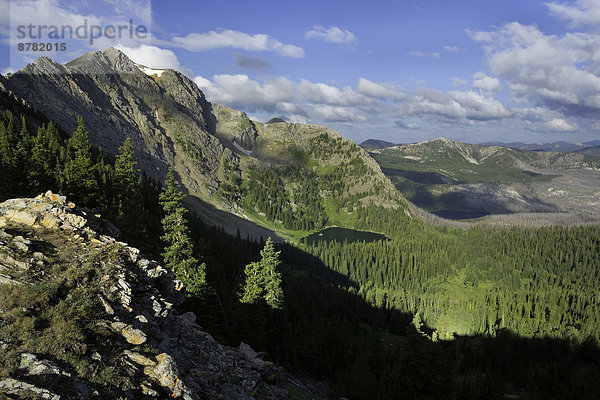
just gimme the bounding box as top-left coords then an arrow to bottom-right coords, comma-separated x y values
546,0 -> 600,28
193,73 -> 378,122
115,44 -> 190,74
546,117 -> 577,131
470,22 -> 600,113
1,0 -> 103,46
402,88 -> 511,121
194,71 -> 516,127
169,29 -> 304,58
357,78 -> 406,100
305,25 -> 357,45
452,77 -> 469,87
443,45 -> 467,52
288,115 -> 308,124
194,74 -> 293,112
395,119 -> 420,129
408,50 -> 440,59
304,104 -> 367,122
472,72 -> 502,92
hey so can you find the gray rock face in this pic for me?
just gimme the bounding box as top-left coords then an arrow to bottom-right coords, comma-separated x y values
0,194 -> 314,399
3,48 -> 236,206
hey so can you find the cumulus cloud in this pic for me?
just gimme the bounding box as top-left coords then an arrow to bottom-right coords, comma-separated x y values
115,44 -> 190,73
193,71 -> 517,128
305,25 -> 357,45
472,72 -> 502,92
194,74 -> 292,112
169,29 -> 304,58
193,73 -> 385,123
408,50 -> 440,59
469,22 -> 600,116
452,77 -> 469,87
288,115 -> 308,124
546,117 -> 577,131
1,0 -> 104,41
401,88 -> 511,121
546,0 -> 600,28
395,119 -> 420,129
234,53 -> 270,70
357,78 -> 406,100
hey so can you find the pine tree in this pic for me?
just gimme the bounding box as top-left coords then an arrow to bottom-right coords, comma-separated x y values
159,168 -> 206,296
240,261 -> 263,304
63,118 -> 99,206
113,137 -> 142,236
30,122 -> 61,192
240,237 -> 284,309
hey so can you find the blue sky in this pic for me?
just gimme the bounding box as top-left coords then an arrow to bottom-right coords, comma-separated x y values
2,0 -> 600,144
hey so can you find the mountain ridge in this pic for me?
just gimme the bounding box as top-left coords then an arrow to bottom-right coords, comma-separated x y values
360,137 -> 600,153
0,191 -> 319,399
369,137 -> 600,223
2,48 -> 409,241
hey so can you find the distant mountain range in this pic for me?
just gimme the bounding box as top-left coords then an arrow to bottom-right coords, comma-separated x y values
361,138 -> 600,153
479,140 -> 600,152
359,139 -> 397,149
368,137 -> 600,222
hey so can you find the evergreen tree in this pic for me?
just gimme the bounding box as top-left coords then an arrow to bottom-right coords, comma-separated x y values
63,118 -> 99,206
113,137 -> 142,236
240,261 -> 263,305
30,122 -> 61,192
240,237 -> 284,309
159,168 -> 206,296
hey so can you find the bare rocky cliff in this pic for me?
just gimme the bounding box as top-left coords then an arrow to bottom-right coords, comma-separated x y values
0,192 -> 316,399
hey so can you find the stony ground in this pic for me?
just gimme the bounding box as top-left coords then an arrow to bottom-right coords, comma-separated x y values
0,192 -> 317,399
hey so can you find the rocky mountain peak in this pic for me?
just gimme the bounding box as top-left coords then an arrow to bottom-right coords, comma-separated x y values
65,47 -> 142,74
20,56 -> 68,75
0,191 -> 316,399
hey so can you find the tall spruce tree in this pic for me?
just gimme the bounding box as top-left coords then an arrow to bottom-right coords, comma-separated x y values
240,237 -> 284,309
63,118 -> 99,206
159,168 -> 206,296
113,137 -> 142,236
30,122 -> 61,192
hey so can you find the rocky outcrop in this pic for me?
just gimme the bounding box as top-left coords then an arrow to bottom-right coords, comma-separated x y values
0,193 -> 316,399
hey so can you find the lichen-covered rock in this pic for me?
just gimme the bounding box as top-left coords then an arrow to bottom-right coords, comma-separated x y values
0,378 -> 61,400
20,353 -> 71,377
0,191 -> 119,237
151,353 -> 194,399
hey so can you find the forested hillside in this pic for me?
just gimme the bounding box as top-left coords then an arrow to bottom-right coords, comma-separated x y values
2,91 -> 600,399
370,137 -> 600,221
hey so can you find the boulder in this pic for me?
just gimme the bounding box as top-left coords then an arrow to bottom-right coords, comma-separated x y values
152,353 -> 194,399
0,378 -> 61,399
20,353 -> 70,377
238,342 -> 265,369
111,322 -> 147,345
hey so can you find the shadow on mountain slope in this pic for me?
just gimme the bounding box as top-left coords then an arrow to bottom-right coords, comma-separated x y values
182,226 -> 600,400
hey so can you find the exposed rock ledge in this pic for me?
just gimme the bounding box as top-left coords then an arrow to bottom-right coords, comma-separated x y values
0,191 -> 316,399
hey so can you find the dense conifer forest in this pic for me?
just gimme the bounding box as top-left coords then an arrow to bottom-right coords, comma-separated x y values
1,94 -> 600,399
